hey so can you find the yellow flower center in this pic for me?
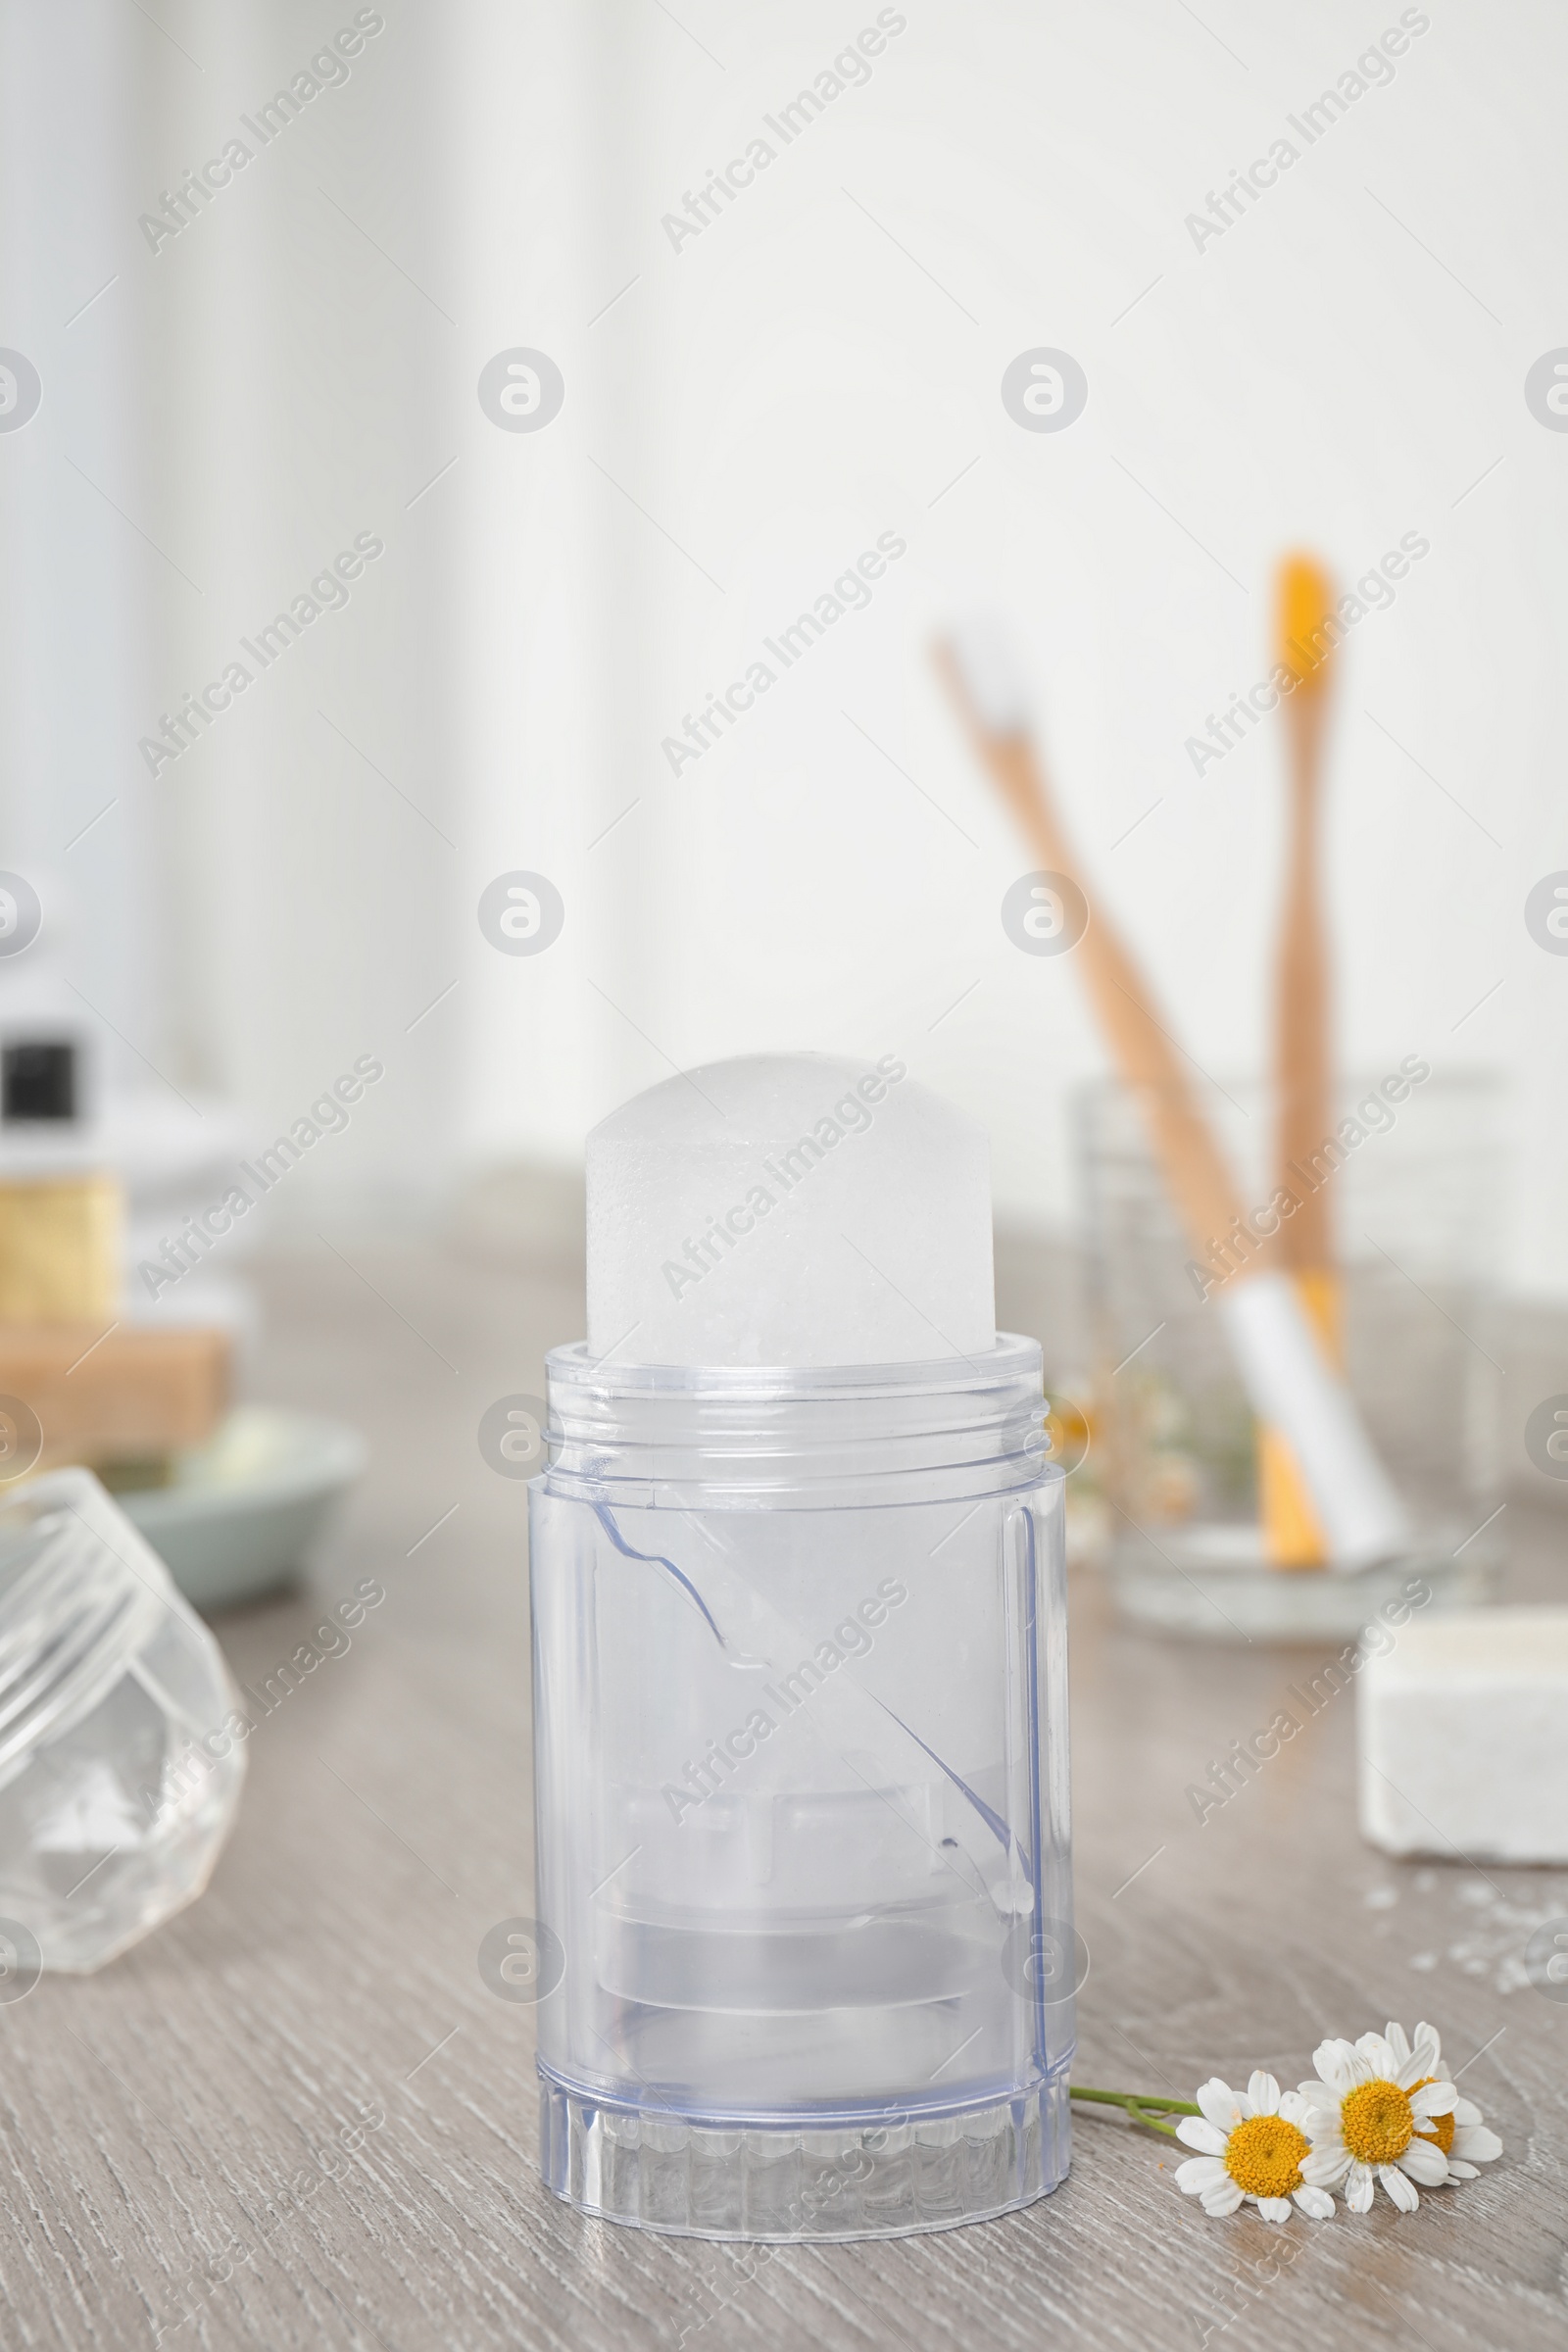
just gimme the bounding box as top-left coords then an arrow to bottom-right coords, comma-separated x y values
1223,2114 -> 1309,2199
1409,2076 -> 1454,2156
1340,2079 -> 1414,2166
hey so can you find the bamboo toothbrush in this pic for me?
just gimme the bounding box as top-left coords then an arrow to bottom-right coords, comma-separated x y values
934,628 -> 1239,1250
937,617 -> 1411,1571
1257,556 -> 1341,1568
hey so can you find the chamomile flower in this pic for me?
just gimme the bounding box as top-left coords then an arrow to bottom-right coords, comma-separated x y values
1298,2020 -> 1492,2213
1174,2073 -> 1336,2223
1395,2023 -> 1503,2183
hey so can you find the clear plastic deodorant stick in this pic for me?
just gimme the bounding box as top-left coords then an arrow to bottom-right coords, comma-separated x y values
528,1053 -> 1073,2239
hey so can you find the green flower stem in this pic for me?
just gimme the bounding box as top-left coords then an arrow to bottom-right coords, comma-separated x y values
1070,2085 -> 1200,2141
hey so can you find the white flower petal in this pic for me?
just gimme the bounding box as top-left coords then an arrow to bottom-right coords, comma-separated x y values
1294,2185 -> 1336,2220
1380,2164 -> 1420,2213
1411,2080 -> 1457,2119
1312,2041 -> 1358,2095
1176,2118 -> 1229,2157
1200,2180 -> 1246,2217
1446,2160 -> 1480,2180
1279,2089 -> 1309,2127
1398,2137 -> 1448,2185
1197,2079 -> 1249,2131
1453,2097 -> 1483,2129
1411,2021 -> 1442,2071
1347,2163 -> 1375,2214
1303,2147 -> 1350,2187
1254,2196 -> 1293,2223
1176,2156 -> 1229,2193
1384,2022 -> 1412,2069
1356,2032 -> 1397,2079
1452,2125 -> 1502,2164
1247,2071 -> 1282,2116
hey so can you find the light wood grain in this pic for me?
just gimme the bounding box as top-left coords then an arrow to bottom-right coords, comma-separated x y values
1275,678 -> 1335,1275
0,1322 -> 229,1465
1,1241 -> 1562,2351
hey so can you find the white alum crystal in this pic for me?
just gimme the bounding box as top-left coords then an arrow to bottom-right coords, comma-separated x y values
1357,1606 -> 1568,1865
585,1052 -> 997,1368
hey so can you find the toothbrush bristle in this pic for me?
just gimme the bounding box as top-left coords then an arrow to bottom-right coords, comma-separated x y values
944,615 -> 1033,736
1278,555 -> 1337,693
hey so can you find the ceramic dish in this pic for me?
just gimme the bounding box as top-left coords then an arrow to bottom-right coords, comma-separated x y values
120,1407 -> 367,1611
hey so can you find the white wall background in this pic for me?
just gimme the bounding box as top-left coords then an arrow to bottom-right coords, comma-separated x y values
1,0 -> 1564,1293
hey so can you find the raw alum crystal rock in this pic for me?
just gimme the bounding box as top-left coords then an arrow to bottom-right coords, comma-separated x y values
0,1468 -> 246,1974
585,1053 -> 997,1367
1357,1605 -> 1568,1864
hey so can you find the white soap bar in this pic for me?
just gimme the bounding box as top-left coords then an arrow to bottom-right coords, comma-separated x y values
1358,1606 -> 1568,1864
585,1053 -> 996,1367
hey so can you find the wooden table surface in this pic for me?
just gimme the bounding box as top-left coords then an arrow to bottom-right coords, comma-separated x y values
5,1241 -> 1564,2351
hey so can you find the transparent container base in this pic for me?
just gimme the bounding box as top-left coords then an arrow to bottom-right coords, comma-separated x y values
539,2070 -> 1071,2241
1106,1527 -> 1494,1644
